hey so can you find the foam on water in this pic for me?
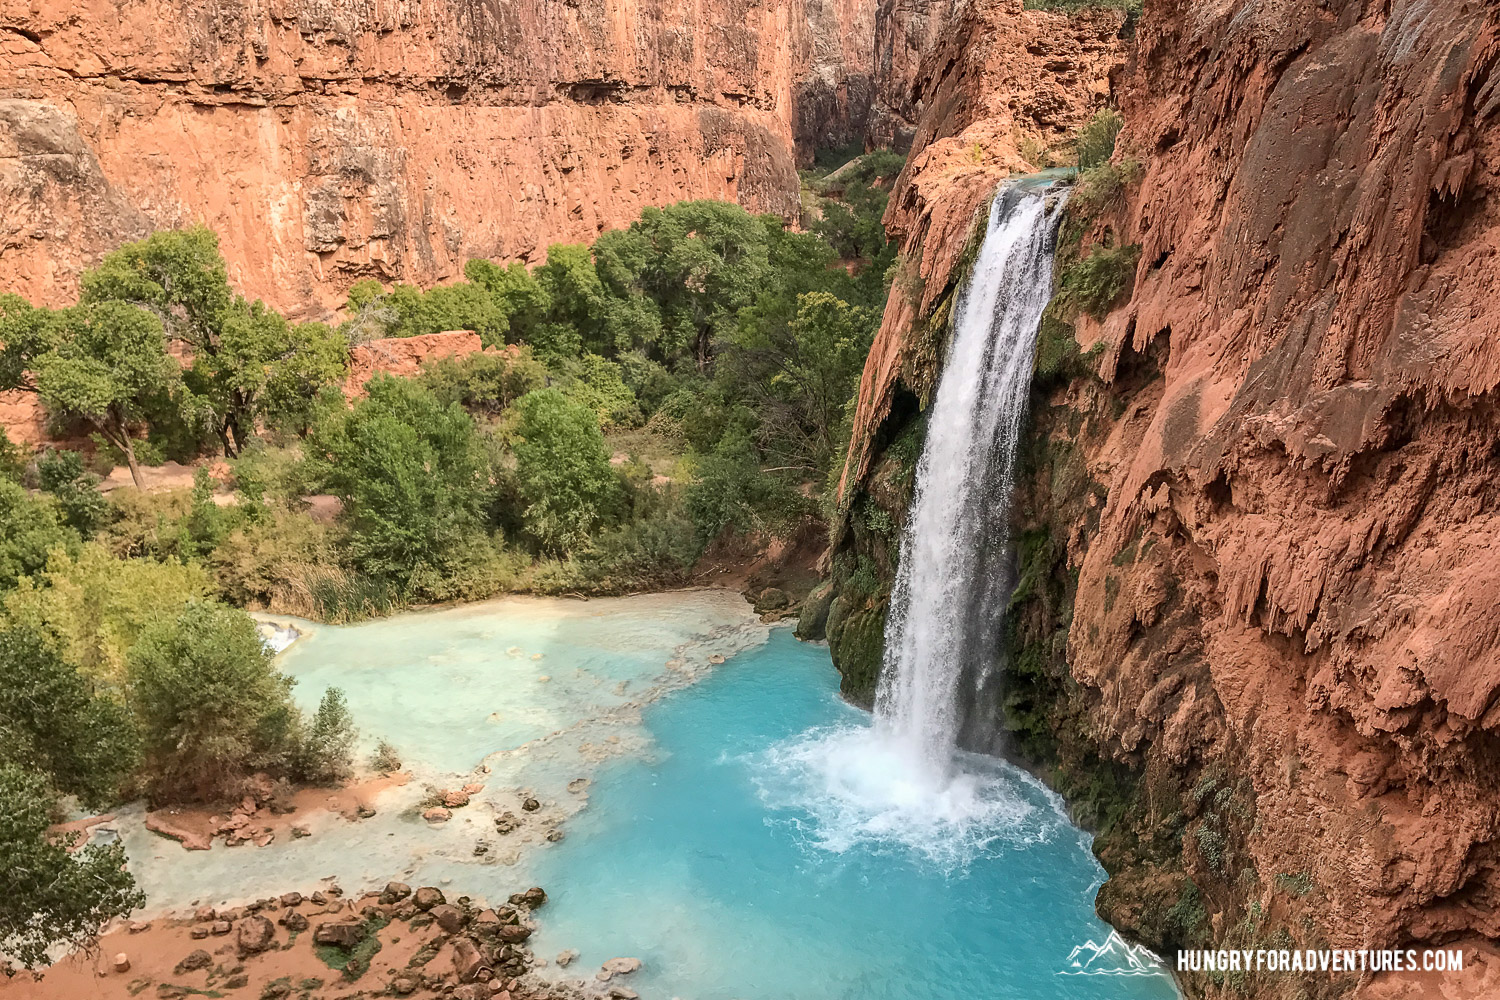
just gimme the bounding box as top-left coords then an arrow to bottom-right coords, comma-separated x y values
753,724 -> 1051,870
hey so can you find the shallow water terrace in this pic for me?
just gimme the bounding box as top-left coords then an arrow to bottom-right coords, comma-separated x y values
114,591 -> 1177,1000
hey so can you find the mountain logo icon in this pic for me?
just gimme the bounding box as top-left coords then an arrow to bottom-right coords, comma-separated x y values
1058,930 -> 1169,976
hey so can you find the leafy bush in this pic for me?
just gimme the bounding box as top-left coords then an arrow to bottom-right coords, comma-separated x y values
1070,157 -> 1145,218
295,688 -> 357,786
0,763 -> 143,968
1053,243 -> 1142,321
0,625 -> 139,808
417,347 -> 547,416
307,376 -> 496,595
512,389 -> 622,554
0,479 -> 76,590
3,542 -> 211,683
127,601 -> 299,803
38,449 -> 110,537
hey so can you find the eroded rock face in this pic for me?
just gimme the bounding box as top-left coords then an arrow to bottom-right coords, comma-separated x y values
0,0 -> 876,315
1067,0 -> 1500,978
839,0 -> 1500,993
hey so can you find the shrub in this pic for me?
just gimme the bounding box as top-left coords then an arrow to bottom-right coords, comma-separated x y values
0,763 -> 143,968
1053,243 -> 1142,321
307,376 -> 496,595
295,688 -> 357,786
1074,108 -> 1124,171
417,347 -> 547,416
512,388 -> 622,554
37,449 -> 110,537
0,479 -> 75,591
3,542 -> 211,683
0,625 -> 139,808
127,601 -> 299,803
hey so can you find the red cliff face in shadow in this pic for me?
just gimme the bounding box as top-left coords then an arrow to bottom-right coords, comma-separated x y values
839,0 -> 1500,994
0,0 -> 876,316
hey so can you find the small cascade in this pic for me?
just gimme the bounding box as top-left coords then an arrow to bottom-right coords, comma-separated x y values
875,183 -> 1066,770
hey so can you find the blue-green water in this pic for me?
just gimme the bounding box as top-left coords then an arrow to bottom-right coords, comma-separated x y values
116,594 -> 1175,999
524,629 -> 1177,1000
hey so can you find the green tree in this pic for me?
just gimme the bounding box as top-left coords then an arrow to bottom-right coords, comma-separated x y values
724,290 -> 874,476
0,626 -> 138,808
592,202 -> 772,369
296,687 -> 357,785
0,480 -> 76,591
417,346 -> 547,416
512,388 -> 620,554
190,299 -> 348,455
32,302 -> 181,488
0,764 -> 143,968
464,258 -> 550,345
127,601 -> 296,803
0,428 -> 23,483
307,376 -> 495,589
37,449 -> 110,537
0,293 -> 61,394
80,227 -> 232,353
534,243 -> 606,359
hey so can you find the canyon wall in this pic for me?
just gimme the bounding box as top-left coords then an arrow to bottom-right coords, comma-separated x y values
0,0 -> 875,317
831,0 -> 1500,996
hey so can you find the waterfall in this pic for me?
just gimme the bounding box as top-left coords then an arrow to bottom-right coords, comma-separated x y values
874,183 -> 1066,771
757,180 -> 1068,868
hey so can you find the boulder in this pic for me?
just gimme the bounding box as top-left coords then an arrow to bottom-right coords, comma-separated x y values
600,957 -> 642,979
452,935 -> 484,982
380,882 -> 412,904
511,887 -> 547,908
392,978 -> 418,996
279,891 -> 302,908
279,910 -> 308,933
312,919 -> 366,949
493,812 -> 519,834
194,906 -> 216,923
188,927 -> 209,940
111,953 -> 130,973
414,887 -> 446,910
753,587 -> 790,613
442,789 -> 471,809
497,924 -> 532,944
430,903 -> 466,933
209,920 -> 232,936
236,915 -> 276,957
555,950 -> 578,967
173,950 -> 212,975
423,806 -> 452,823
520,797 -> 540,812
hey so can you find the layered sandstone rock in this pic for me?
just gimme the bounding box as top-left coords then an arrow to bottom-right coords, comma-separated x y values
841,0 -> 1125,496
1068,0 -> 1500,982
837,0 -> 1500,995
0,0 -> 875,316
343,330 -> 485,397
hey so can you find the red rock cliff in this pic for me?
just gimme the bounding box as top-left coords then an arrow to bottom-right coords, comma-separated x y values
839,0 -> 1500,994
0,0 -> 875,316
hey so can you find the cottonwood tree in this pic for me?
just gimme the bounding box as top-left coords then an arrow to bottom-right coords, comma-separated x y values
512,388 -> 621,554
81,228 -> 346,456
32,302 -> 181,489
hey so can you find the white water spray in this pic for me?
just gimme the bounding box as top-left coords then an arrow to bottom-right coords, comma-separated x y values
874,184 -> 1066,771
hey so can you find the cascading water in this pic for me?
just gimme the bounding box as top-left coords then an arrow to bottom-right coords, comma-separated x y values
758,181 -> 1069,866
875,182 -> 1066,768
